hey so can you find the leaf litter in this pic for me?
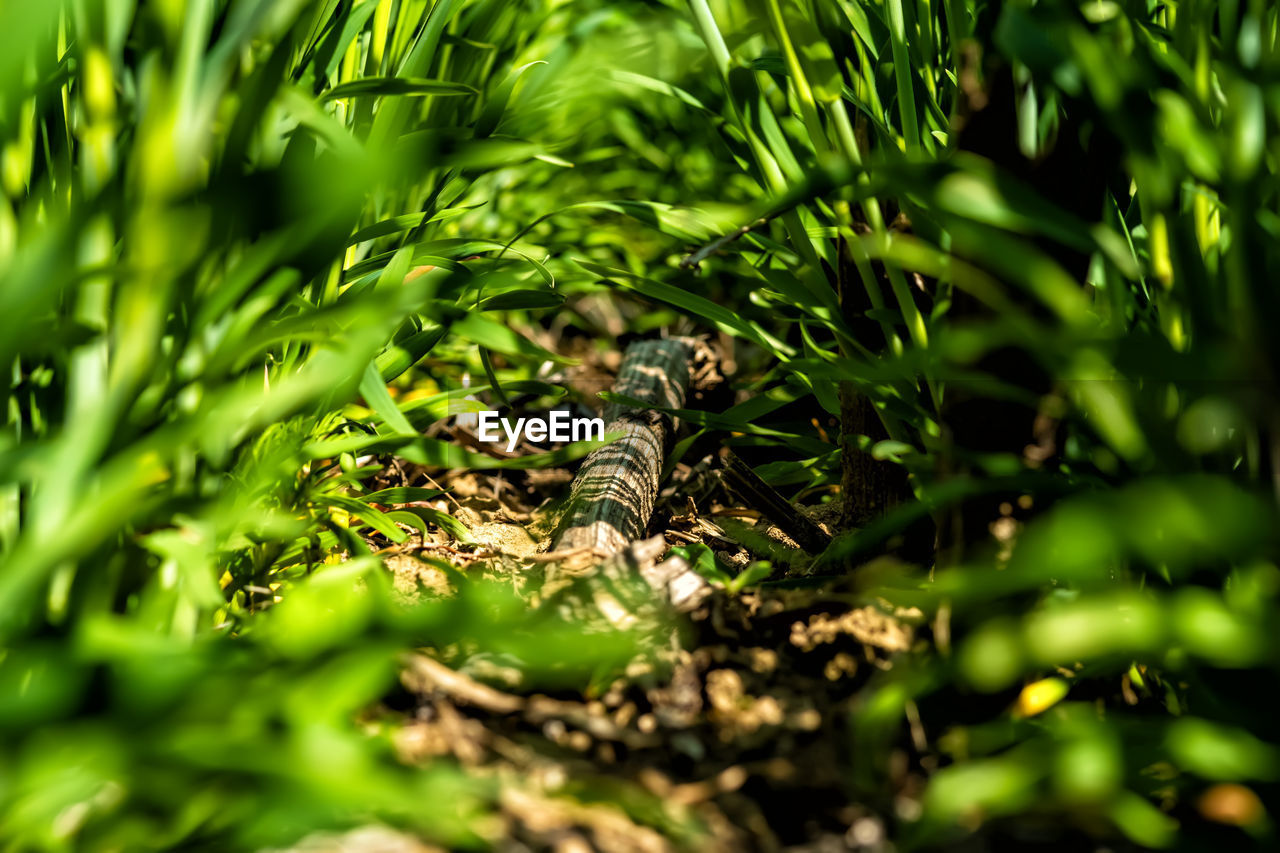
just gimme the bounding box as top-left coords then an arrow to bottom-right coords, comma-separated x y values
337,342 -> 923,853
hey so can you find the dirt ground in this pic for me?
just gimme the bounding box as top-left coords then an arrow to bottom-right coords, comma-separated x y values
335,398 -> 933,850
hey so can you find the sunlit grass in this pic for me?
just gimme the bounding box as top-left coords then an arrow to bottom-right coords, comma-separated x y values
3,0 -> 1280,849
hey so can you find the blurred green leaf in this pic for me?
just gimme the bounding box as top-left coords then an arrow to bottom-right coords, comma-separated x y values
322,76 -> 477,100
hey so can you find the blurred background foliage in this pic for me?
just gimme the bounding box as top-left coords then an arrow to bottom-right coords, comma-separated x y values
3,0 -> 1280,849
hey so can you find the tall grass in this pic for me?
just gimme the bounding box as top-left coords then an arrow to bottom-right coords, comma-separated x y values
593,0 -> 1280,847
0,1 -> 639,848
3,0 -> 1280,849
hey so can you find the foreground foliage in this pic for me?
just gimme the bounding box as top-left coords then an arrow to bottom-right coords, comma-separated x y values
3,0 -> 1280,850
